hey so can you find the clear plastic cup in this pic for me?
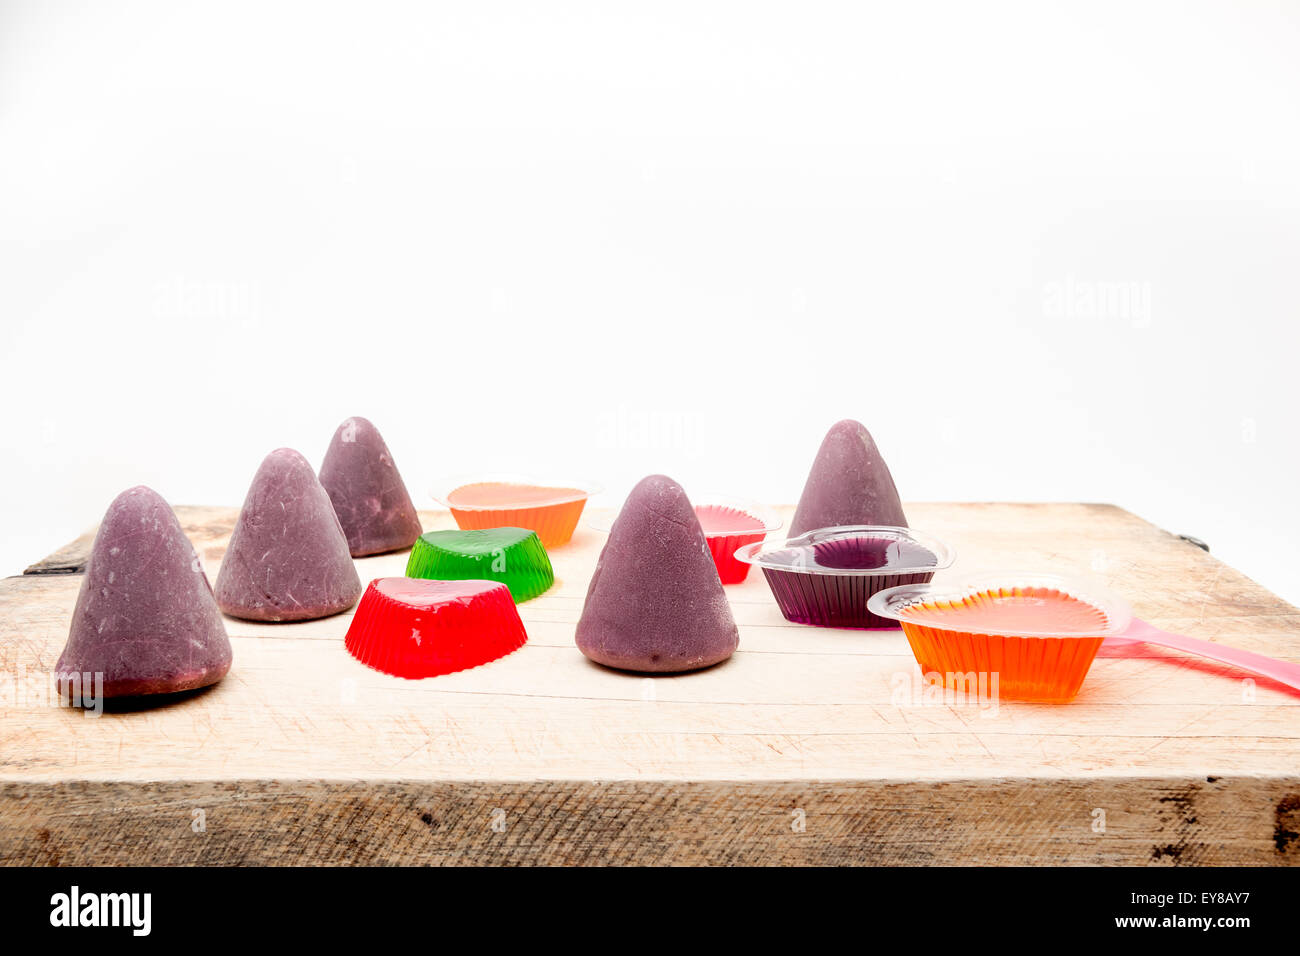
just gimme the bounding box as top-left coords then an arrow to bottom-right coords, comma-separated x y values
736,526 -> 955,628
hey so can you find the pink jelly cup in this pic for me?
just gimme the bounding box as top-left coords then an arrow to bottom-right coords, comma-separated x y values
735,526 -> 955,629
587,493 -> 780,585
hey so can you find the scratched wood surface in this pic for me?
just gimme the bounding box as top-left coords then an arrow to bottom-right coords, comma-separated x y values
2,502 -> 1299,865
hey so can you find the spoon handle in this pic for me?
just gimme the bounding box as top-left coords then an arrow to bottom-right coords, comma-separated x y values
1111,619 -> 1300,693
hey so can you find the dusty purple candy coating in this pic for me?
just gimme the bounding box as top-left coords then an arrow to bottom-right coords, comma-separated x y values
789,419 -> 907,537
216,448 -> 362,622
57,486 -> 232,697
576,474 -> 738,673
319,416 -> 423,557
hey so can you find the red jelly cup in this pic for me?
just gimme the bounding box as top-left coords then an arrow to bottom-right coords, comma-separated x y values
693,496 -> 781,584
431,474 -> 600,549
736,526 -> 955,628
344,577 -> 527,678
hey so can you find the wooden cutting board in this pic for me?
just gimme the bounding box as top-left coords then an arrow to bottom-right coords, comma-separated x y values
2,502 -> 1298,866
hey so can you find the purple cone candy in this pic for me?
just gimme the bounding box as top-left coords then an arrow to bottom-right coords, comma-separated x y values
216,448 -> 362,622
789,419 -> 907,536
319,416 -> 423,557
57,486 -> 232,697
576,475 -> 738,673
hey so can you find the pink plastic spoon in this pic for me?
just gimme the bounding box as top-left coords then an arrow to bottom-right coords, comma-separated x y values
1105,620 -> 1300,694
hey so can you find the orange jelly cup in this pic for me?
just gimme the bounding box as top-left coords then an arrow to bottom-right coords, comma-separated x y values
432,476 -> 598,549
868,574 -> 1133,703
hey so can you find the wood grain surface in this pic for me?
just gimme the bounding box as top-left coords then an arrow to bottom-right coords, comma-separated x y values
2,502 -> 1298,866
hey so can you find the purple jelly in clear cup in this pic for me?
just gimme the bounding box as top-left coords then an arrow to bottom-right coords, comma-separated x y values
735,526 -> 954,629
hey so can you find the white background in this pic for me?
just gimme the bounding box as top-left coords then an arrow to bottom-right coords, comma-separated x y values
1,2 -> 1297,603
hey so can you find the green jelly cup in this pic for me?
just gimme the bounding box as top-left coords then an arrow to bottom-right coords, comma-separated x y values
405,527 -> 554,603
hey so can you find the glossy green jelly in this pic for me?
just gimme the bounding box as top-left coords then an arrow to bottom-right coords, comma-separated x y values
405,527 -> 554,603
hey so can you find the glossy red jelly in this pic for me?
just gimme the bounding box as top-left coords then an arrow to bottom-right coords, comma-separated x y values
694,503 -> 772,585
344,577 -> 527,678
